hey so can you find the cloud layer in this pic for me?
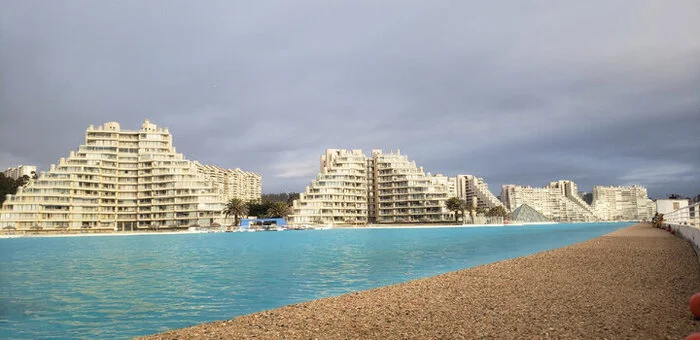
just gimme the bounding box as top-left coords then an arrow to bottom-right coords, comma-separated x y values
1,0 -> 699,198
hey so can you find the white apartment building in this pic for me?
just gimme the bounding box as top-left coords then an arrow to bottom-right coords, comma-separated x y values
501,180 -> 598,222
289,149 -> 369,225
370,150 -> 452,224
590,185 -> 656,221
3,165 -> 37,180
456,174 -> 503,210
196,164 -> 261,203
289,149 -> 453,225
0,120 -> 261,231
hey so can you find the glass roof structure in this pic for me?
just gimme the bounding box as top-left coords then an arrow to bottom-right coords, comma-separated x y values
511,204 -> 550,223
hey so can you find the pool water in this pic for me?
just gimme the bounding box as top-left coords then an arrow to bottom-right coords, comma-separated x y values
0,222 -> 631,339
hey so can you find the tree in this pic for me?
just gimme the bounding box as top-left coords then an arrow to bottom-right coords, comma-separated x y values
582,192 -> 593,205
486,205 -> 508,217
0,173 -> 31,205
261,192 -> 300,205
445,197 -> 463,223
247,201 -> 272,217
267,202 -> 291,218
223,198 -> 248,226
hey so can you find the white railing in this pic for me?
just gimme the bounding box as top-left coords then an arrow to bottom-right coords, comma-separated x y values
664,202 -> 700,228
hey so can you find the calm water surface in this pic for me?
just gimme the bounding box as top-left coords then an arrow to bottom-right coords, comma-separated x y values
0,222 -> 632,339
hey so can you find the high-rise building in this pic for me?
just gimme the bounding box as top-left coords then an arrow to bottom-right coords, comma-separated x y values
3,165 -> 37,180
289,149 -> 369,225
289,149 -> 453,225
500,180 -> 598,222
590,185 -> 655,221
456,174 -> 503,210
0,120 -> 260,231
369,150 -> 452,224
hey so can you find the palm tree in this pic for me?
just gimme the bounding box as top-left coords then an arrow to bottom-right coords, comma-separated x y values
445,197 -> 463,224
464,200 -> 475,224
486,205 -> 508,218
266,201 -> 291,219
223,198 -> 248,226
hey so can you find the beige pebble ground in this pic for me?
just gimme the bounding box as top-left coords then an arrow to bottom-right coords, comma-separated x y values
138,223 -> 700,339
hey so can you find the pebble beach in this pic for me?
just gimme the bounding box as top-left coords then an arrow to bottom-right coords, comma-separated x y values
139,223 -> 700,339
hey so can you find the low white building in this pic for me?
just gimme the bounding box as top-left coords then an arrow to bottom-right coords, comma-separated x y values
657,199 -> 690,225
3,165 -> 37,180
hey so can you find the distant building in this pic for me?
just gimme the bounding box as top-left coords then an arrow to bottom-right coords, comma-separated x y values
0,120 -> 260,231
456,174 -> 503,210
289,149 -> 453,225
501,180 -> 597,222
3,165 -> 37,180
590,185 -> 655,221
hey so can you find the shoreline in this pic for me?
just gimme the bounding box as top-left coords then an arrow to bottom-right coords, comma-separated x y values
0,230 -> 197,239
0,221 -> 634,239
139,223 -> 700,339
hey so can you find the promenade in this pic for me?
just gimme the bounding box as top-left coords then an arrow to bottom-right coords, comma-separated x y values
141,223 -> 700,339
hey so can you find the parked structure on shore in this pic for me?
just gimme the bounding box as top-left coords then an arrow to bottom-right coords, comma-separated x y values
0,120 -> 260,232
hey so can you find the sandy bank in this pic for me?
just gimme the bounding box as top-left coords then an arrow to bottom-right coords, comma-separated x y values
139,223 -> 700,339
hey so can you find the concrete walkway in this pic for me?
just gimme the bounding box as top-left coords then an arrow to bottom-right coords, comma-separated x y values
140,223 -> 700,339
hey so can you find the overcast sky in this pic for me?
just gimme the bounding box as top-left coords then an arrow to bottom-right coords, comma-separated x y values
1,0 -> 698,198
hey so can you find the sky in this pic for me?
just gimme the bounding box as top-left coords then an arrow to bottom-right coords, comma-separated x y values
1,1 -> 699,199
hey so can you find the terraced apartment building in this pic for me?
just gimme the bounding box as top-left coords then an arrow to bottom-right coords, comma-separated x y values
290,149 -> 453,225
501,180 -> 598,222
456,174 -> 504,209
369,150 -> 454,224
289,149 -> 369,225
0,120 -> 260,231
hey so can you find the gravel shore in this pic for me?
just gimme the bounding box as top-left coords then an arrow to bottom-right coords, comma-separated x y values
139,223 -> 700,339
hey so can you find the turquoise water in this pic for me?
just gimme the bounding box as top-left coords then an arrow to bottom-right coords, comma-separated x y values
0,222 -> 631,339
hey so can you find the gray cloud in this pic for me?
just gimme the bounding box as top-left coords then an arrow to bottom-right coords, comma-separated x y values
1,0 -> 699,198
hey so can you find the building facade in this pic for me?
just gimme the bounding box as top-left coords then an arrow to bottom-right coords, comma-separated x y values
289,149 -> 453,225
501,180 -> 598,222
3,165 -> 37,180
590,185 -> 656,221
0,120 -> 260,231
456,174 -> 503,210
369,150 -> 452,224
289,149 -> 369,225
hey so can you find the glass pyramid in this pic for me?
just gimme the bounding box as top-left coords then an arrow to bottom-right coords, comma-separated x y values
511,204 -> 550,223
